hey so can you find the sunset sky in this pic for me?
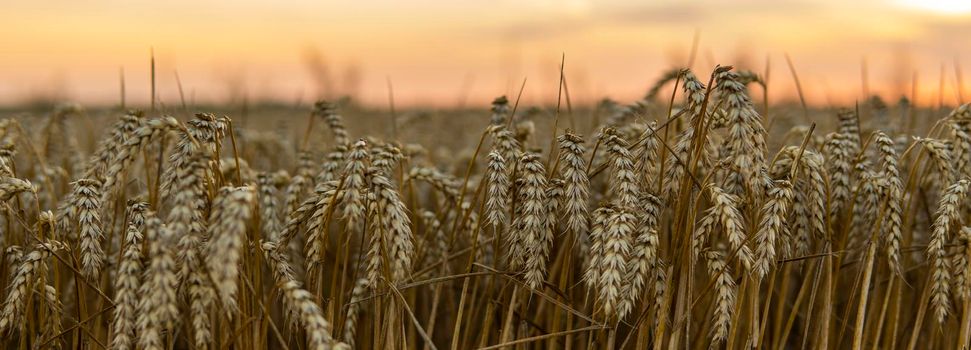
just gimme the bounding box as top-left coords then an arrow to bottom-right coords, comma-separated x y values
2,0 -> 971,108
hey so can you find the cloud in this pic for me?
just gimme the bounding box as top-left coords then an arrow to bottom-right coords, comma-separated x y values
496,18 -> 592,41
595,3 -> 707,25
591,0 -> 824,25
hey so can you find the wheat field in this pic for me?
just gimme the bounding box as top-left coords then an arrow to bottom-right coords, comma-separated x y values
0,66 -> 968,349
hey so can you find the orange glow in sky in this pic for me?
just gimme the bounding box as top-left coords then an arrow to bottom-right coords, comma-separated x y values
2,0 -> 971,108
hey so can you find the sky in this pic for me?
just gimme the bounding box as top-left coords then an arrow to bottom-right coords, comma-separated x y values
2,0 -> 971,108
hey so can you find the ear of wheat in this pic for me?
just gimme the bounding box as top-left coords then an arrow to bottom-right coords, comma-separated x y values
109,201 -> 148,350
707,184 -> 754,271
0,176 -> 34,203
558,132 -> 589,238
206,186 -> 255,314
136,214 -> 178,350
485,150 -> 509,228
825,132 -> 854,223
618,193 -> 662,319
84,112 -> 141,180
372,142 -> 403,176
341,139 -> 370,230
305,181 -> 341,283
929,178 -> 969,323
602,128 -> 640,209
317,145 -> 347,184
874,131 -> 904,272
72,178 -> 104,280
315,100 -> 350,147
705,247 -> 736,344
715,68 -> 768,198
921,138 -> 955,189
258,172 -> 283,240
367,167 -> 415,285
516,153 -> 551,290
488,124 -> 522,171
754,180 -> 793,279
